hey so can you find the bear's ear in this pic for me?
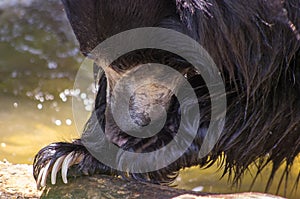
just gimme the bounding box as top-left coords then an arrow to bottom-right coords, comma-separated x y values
61,0 -> 100,56
175,0 -> 211,28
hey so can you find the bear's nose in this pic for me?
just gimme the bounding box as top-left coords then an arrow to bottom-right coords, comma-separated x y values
129,83 -> 172,127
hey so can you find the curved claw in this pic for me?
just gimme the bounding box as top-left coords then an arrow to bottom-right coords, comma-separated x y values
36,151 -> 84,189
61,152 -> 75,184
36,167 -> 45,189
61,152 -> 84,184
40,161 -> 52,188
51,155 -> 66,185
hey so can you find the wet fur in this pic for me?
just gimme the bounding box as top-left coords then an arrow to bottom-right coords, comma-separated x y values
34,0 -> 300,193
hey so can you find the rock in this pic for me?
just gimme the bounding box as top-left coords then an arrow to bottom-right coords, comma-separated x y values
0,161 -> 41,198
0,161 -> 285,199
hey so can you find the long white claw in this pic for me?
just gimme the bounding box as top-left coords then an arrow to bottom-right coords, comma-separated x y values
40,161 -> 52,188
37,167 -> 45,189
61,152 -> 75,184
51,155 -> 66,185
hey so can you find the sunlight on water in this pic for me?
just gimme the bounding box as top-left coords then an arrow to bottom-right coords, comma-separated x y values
174,156 -> 300,198
0,0 -> 86,164
0,0 -> 298,198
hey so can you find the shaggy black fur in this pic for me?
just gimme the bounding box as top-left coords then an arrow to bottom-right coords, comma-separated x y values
34,0 -> 300,193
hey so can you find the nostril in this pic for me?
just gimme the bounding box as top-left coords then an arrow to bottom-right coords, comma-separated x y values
128,101 -> 168,138
130,112 -> 152,127
130,104 -> 167,127
129,84 -> 171,123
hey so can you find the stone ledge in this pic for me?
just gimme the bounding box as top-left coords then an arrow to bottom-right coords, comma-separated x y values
0,162 -> 285,199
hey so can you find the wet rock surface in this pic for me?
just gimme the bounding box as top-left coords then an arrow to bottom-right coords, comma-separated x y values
0,161 -> 285,199
0,161 -> 41,198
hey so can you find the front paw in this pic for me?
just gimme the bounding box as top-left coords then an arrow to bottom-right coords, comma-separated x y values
33,141 -> 86,189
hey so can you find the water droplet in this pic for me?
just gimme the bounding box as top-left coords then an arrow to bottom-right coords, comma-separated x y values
39,97 -> 45,103
75,89 -> 81,96
11,71 -> 17,78
45,94 -> 54,101
64,89 -> 70,96
88,98 -> 94,104
192,186 -> 204,192
37,104 -> 43,110
80,93 -> 87,99
13,102 -> 18,108
83,99 -> 89,106
66,119 -> 72,126
59,92 -> 68,102
85,105 -> 93,112
59,92 -> 66,99
26,91 -> 33,97
48,61 -> 58,69
55,120 -> 62,126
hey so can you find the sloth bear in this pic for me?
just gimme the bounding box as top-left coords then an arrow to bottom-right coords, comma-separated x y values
34,0 -> 300,193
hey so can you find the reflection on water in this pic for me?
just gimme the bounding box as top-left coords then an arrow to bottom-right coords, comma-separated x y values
0,0 -> 298,198
0,0 -> 85,164
174,158 -> 300,198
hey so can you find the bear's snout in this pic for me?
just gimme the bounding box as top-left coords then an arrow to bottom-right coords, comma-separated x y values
129,83 -> 172,127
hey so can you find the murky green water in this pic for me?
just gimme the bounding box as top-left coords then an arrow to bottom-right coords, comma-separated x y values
0,0 -> 298,198
0,0 -> 84,164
